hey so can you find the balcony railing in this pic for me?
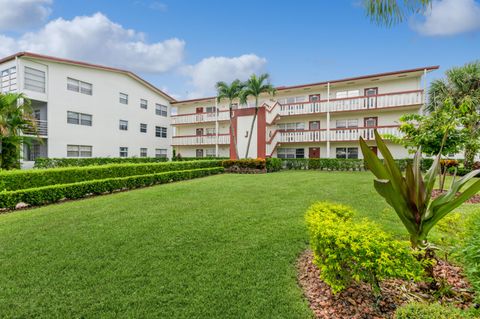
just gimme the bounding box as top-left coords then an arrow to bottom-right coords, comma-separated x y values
278,90 -> 423,116
23,120 -> 48,136
276,126 -> 401,143
172,134 -> 230,146
172,111 -> 230,125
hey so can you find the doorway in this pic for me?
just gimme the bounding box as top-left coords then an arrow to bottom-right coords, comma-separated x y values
364,87 -> 378,108
309,147 -> 320,158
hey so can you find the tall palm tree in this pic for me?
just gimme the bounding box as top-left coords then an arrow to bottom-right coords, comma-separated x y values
364,0 -> 431,26
0,93 -> 37,169
426,61 -> 480,168
216,79 -> 244,159
240,74 -> 276,159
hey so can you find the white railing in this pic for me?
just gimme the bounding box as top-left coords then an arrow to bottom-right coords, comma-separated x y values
23,120 -> 48,136
172,111 -> 230,125
278,130 -> 327,143
329,126 -> 401,141
172,134 -> 230,145
276,90 -> 423,117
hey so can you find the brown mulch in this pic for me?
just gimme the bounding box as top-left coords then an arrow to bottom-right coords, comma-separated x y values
431,189 -> 480,203
297,250 -> 475,319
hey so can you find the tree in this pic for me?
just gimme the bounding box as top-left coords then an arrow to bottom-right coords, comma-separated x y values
0,93 -> 37,170
426,61 -> 480,169
363,0 -> 431,26
239,74 -> 276,158
216,79 -> 245,159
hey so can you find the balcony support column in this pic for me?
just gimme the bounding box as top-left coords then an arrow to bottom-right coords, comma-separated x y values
215,99 -> 219,157
326,82 -> 331,158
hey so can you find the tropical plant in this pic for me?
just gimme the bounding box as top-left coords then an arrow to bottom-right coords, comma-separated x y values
359,130 -> 480,251
0,93 -> 37,170
426,61 -> 480,169
240,74 -> 275,158
363,0 -> 431,26
216,79 -> 245,159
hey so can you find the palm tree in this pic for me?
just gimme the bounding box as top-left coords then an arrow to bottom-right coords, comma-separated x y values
240,74 -> 276,158
216,79 -> 245,159
364,0 -> 431,26
0,93 -> 37,170
426,61 -> 480,169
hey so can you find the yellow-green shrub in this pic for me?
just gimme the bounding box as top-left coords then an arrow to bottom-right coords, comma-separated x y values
394,302 -> 476,319
305,202 -> 424,295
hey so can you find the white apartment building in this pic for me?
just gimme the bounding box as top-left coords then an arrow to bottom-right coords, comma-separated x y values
0,52 -> 174,166
0,52 -> 439,163
172,66 -> 438,160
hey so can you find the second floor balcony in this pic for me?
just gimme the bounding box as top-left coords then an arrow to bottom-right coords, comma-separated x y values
172,110 -> 230,125
172,134 -> 230,146
23,119 -> 48,137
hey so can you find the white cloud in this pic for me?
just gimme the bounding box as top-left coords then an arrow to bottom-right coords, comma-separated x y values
412,0 -> 480,36
182,54 -> 267,98
0,0 -> 52,31
0,12 -> 185,73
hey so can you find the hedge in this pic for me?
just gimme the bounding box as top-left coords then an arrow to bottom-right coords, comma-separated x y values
0,160 -> 222,191
394,302 -> 476,319
266,158 -> 282,172
0,167 -> 224,209
34,157 -> 169,168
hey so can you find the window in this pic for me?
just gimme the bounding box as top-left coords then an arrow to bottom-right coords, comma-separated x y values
1,67 -> 17,93
155,148 -> 167,158
155,126 -> 167,138
336,147 -> 359,159
67,111 -> 92,126
277,148 -> 305,159
67,77 -> 93,95
119,93 -> 128,104
335,90 -> 360,99
196,149 -> 204,157
278,96 -> 308,105
140,123 -> 147,133
140,99 -> 148,109
24,67 -> 45,93
206,148 -> 216,157
119,120 -> 128,131
155,104 -> 168,117
205,106 -> 216,113
140,148 -> 148,157
205,127 -> 216,135
119,147 -> 128,157
277,122 -> 305,131
336,119 -> 358,128
67,145 -> 92,157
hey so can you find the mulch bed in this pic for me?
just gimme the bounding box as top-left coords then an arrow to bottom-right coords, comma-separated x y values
432,189 -> 480,204
297,250 -> 475,319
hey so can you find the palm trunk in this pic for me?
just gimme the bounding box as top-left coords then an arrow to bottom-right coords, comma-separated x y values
244,97 -> 258,159
229,103 -> 239,159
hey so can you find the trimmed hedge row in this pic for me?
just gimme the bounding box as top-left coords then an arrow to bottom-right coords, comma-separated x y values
34,157 -> 169,168
266,158 -> 282,172
0,167 -> 224,209
0,160 -> 222,191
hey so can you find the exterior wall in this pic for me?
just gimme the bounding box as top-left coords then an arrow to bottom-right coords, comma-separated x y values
15,58 -> 172,159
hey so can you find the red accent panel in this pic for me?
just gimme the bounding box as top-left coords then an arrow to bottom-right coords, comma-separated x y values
257,107 -> 266,159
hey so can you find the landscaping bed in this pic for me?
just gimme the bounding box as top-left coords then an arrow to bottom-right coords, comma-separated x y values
297,250 -> 475,319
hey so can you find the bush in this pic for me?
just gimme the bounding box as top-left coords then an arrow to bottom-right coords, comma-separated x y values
0,167 -> 224,209
222,159 -> 266,173
34,157 -> 169,168
266,158 -> 282,172
305,202 -> 423,295
460,210 -> 480,301
395,302 -> 476,319
0,160 -> 223,191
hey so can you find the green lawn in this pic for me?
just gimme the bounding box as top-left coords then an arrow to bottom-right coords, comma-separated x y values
0,171 -> 476,318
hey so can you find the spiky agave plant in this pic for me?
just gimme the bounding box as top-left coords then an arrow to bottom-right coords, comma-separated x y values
360,130 -> 480,249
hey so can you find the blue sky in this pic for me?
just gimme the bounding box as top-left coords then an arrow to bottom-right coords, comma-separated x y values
0,0 -> 479,99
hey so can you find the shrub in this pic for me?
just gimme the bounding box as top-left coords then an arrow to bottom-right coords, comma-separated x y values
266,158 -> 282,172
305,202 -> 423,295
0,160 -> 222,191
34,157 -> 168,168
394,302 -> 476,319
460,210 -> 480,301
222,159 -> 266,173
0,167 -> 224,209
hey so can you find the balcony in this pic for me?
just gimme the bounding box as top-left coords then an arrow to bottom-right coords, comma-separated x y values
275,126 -> 401,143
172,110 -> 230,125
23,119 -> 48,137
277,90 -> 423,117
172,134 -> 230,146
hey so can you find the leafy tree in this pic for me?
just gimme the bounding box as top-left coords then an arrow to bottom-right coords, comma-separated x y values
216,79 -> 245,159
427,61 -> 480,169
239,74 -> 275,158
0,93 -> 37,170
363,0 -> 431,26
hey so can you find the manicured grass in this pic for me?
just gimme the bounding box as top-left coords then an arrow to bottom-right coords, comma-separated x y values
0,171 -> 475,318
